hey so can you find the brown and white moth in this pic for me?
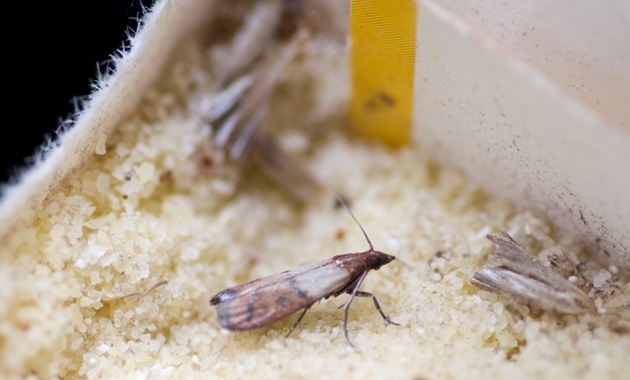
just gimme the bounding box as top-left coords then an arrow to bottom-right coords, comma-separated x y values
471,231 -> 595,314
210,200 -> 398,347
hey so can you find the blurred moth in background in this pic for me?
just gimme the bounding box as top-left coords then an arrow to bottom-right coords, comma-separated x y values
471,231 -> 595,314
194,0 -> 347,204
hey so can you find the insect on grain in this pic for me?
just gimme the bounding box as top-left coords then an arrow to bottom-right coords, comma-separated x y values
471,231 -> 595,314
209,197 -> 399,348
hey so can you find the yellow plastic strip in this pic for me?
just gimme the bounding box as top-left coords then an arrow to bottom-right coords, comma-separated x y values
349,0 -> 416,147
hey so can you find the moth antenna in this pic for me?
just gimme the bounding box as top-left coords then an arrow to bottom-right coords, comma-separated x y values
334,194 -> 374,251
121,280 -> 168,299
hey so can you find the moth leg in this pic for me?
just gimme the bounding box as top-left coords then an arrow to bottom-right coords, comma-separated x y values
343,271 -> 368,349
285,306 -> 311,338
354,291 -> 399,326
337,276 -> 363,309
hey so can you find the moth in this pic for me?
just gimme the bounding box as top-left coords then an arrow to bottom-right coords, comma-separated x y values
210,200 -> 399,347
471,231 -> 595,314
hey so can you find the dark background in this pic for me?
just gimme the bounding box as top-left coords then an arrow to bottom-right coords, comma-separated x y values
2,0 -> 155,188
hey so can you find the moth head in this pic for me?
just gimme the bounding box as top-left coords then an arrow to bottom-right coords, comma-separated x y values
368,251 -> 396,270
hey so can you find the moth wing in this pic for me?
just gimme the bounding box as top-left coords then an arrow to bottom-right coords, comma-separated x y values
486,231 -> 538,268
471,267 -> 594,314
210,259 -> 330,305
213,262 -> 352,330
484,231 -> 595,312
